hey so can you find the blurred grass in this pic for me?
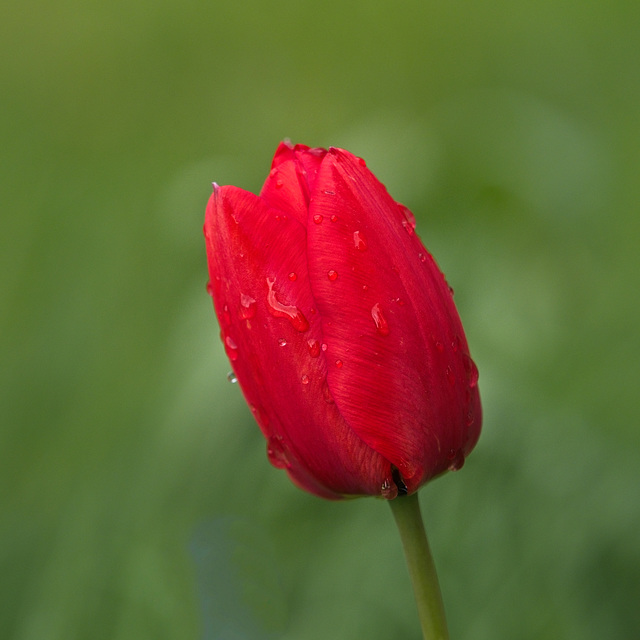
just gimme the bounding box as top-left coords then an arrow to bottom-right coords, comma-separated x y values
1,1 -> 639,639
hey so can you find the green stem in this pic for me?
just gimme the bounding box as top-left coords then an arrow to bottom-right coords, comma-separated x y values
389,492 -> 450,640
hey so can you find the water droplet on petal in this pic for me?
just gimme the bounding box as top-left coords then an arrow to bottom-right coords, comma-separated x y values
462,353 -> 479,388
206,281 -> 214,296
353,230 -> 367,251
267,435 -> 291,469
357,157 -> 367,167
224,335 -> 238,361
431,334 -> 444,353
447,449 -> 465,472
301,374 -> 309,385
445,365 -> 456,385
330,214 -> 338,222
371,302 -> 390,336
452,335 -> 461,353
226,371 -> 238,383
381,477 -> 398,499
238,293 -> 256,319
321,343 -> 328,352
220,304 -> 231,327
278,338 -> 287,347
418,252 -> 427,263
250,403 -> 269,429
465,409 -> 475,427
398,204 -> 416,235
275,180 -> 284,189
322,379 -> 334,404
288,272 -> 297,281
266,277 -> 309,332
324,190 -> 336,196
307,339 -> 321,358
313,214 -> 323,224
335,359 -> 343,368
327,270 -> 338,281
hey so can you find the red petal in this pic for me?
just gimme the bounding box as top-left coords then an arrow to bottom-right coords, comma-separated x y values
204,184 -> 392,497
259,141 -> 327,225
307,148 -> 481,493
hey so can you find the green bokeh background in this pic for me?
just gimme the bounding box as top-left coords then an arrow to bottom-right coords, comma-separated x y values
2,1 -> 639,638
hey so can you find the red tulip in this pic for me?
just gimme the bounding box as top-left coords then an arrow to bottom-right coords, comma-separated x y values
204,141 -> 481,499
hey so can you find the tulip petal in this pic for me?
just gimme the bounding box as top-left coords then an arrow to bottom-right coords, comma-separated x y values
205,184 -> 393,498
306,149 -> 481,493
259,142 -> 327,226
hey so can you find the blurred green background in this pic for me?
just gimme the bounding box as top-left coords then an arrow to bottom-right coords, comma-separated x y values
2,1 -> 639,638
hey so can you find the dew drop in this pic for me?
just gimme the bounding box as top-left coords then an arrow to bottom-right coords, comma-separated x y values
381,477 -> 398,500
307,339 -> 321,358
324,190 -> 336,196
220,304 -> 231,327
371,302 -> 390,336
362,284 -> 369,292
313,214 -> 323,224
353,230 -> 367,251
418,252 -> 427,263
322,379 -> 334,404
267,435 -> 291,469
205,281 -> 214,296
398,204 -> 416,235
250,404 -> 269,429
335,359 -> 343,368
431,334 -> 444,353
452,335 -> 461,353
275,180 -> 284,189
465,409 -> 475,427
224,335 -> 238,361
327,270 -> 338,281
330,214 -> 338,222
269,168 -> 278,178
357,157 -> 367,167
288,272 -> 297,281
463,353 -> 479,388
266,277 -> 310,332
226,371 -> 238,383
321,343 -> 328,352
445,365 -> 456,385
447,449 -> 465,472
238,293 -> 256,319
278,338 -> 287,347
301,374 -> 309,385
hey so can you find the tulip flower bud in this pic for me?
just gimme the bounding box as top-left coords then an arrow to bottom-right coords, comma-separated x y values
204,142 -> 481,499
